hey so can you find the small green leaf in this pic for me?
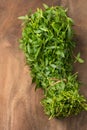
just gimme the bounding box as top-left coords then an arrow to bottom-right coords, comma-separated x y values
18,15 -> 29,20
43,4 -> 49,9
77,52 -> 80,58
77,58 -> 84,63
75,53 -> 84,63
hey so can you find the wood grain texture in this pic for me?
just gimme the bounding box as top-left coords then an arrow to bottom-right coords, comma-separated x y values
0,0 -> 87,130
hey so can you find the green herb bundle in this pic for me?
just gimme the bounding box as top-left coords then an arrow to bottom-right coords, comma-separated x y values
19,4 -> 87,119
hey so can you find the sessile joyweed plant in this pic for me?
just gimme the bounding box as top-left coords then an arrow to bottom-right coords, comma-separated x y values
19,4 -> 87,119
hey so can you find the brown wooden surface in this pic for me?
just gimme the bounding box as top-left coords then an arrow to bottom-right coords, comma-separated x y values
0,0 -> 87,130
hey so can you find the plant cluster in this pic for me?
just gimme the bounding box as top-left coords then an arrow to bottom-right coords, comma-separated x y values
19,4 -> 87,119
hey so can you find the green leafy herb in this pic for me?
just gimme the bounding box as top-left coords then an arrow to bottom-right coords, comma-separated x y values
19,4 -> 87,119
75,53 -> 84,63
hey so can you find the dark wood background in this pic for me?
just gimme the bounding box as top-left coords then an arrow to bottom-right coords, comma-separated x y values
0,0 -> 87,130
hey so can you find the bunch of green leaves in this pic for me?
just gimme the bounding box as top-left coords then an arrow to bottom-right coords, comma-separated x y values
19,4 -> 87,119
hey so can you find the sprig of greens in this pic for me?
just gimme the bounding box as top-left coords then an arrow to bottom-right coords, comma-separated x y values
19,4 -> 87,119
75,53 -> 84,63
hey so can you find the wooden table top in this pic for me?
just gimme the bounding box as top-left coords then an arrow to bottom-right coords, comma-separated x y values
0,0 -> 87,130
